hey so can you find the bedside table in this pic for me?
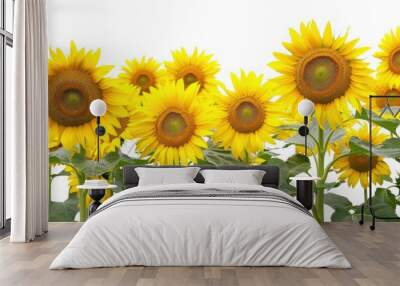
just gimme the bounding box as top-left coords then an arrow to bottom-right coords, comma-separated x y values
289,176 -> 319,210
77,182 -> 117,216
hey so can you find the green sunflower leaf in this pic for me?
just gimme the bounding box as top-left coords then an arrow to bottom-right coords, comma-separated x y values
350,137 -> 400,158
330,207 -> 353,221
203,141 -> 245,166
49,193 -> 78,222
265,155 -> 311,196
325,193 -> 353,209
327,128 -> 345,144
325,193 -> 354,222
355,108 -> 400,134
49,147 -> 71,165
371,188 -> 398,218
322,181 -> 344,191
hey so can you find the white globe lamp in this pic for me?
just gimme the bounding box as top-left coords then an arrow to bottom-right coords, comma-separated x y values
298,99 -> 315,117
89,99 -> 107,117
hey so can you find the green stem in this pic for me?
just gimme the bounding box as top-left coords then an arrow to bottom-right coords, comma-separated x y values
308,133 -> 321,149
71,167 -> 87,222
79,189 -> 88,222
322,153 -> 348,183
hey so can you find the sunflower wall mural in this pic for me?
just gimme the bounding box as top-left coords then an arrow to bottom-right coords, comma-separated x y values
48,0 -> 400,222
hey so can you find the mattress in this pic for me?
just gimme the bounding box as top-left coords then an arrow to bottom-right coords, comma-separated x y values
50,183 -> 351,269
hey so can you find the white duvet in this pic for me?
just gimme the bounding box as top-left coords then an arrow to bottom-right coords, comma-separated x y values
50,183 -> 351,269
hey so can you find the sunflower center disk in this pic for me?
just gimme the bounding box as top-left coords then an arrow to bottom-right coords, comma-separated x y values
349,155 -> 377,172
389,48 -> 400,74
296,48 -> 351,104
63,89 -> 84,109
228,98 -> 265,133
156,109 -> 194,147
48,69 -> 102,126
376,89 -> 400,108
137,74 -> 150,86
134,72 -> 154,93
183,73 -> 199,87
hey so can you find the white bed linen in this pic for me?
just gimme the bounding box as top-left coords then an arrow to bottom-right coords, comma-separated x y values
50,183 -> 351,269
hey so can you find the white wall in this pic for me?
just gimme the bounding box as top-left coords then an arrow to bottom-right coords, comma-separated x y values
48,0 -> 399,78
47,0 -> 400,217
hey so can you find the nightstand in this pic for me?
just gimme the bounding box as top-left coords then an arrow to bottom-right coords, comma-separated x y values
77,181 -> 117,215
289,176 -> 319,210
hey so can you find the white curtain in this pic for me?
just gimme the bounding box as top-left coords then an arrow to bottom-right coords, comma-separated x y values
8,0 -> 48,242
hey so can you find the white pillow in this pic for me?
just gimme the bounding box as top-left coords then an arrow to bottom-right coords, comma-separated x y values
200,169 -> 266,185
135,167 -> 201,186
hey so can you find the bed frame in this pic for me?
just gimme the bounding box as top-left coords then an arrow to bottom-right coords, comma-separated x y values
122,165 -> 280,189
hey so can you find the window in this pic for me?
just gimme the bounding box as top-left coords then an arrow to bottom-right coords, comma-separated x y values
0,0 -> 14,232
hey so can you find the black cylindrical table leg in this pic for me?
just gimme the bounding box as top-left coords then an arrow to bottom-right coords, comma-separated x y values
88,189 -> 105,216
296,180 -> 313,210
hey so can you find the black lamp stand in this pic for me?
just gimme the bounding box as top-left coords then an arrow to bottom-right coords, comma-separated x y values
95,116 -> 106,162
296,116 -> 314,211
88,116 -> 106,216
298,116 -> 309,158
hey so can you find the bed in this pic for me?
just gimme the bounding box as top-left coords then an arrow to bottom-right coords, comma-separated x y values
50,165 -> 351,269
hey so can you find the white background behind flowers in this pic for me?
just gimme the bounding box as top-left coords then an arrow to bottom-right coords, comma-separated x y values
48,0 -> 400,220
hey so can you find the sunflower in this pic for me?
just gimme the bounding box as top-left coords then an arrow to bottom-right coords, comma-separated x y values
129,80 -> 214,165
164,48 -> 220,98
65,165 -> 82,194
119,57 -> 167,96
333,122 -> 390,189
371,80 -> 400,117
375,27 -> 400,88
269,21 -> 372,129
48,41 -> 132,150
213,71 -> 287,160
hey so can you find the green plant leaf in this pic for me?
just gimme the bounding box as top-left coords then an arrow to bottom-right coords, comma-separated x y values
371,188 -> 398,218
355,108 -> 400,134
322,181 -> 344,191
350,137 -> 400,158
331,207 -> 353,221
325,193 -> 354,222
49,193 -> 78,222
328,128 -> 345,144
257,150 -> 279,163
285,154 -> 311,178
49,147 -> 71,165
265,155 -> 311,196
203,142 -> 245,166
325,193 -> 353,209
70,146 -> 86,165
263,158 -> 292,194
285,135 -> 314,148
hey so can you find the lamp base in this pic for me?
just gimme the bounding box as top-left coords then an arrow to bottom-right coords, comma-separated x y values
88,189 -> 106,215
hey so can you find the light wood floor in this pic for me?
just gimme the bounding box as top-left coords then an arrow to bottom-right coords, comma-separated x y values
0,222 -> 399,286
